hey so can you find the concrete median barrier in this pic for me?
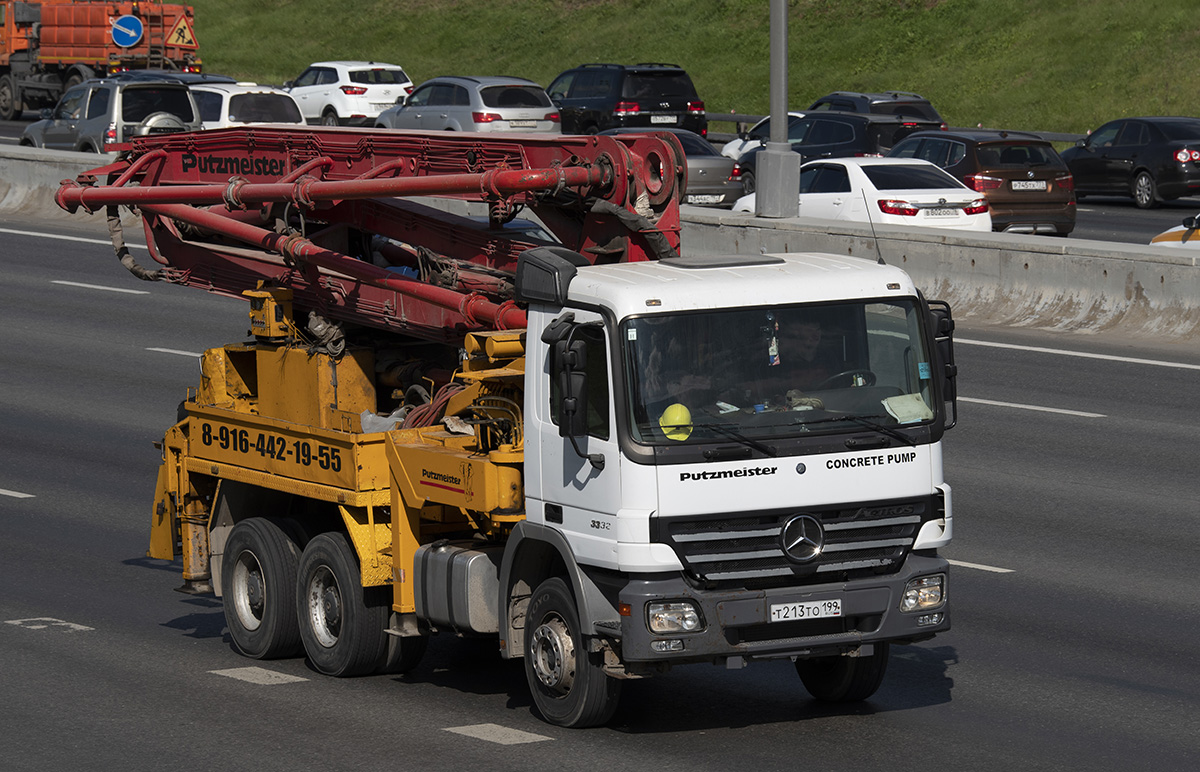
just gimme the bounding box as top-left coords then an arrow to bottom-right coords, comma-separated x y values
682,206 -> 1200,340
4,146 -> 1197,339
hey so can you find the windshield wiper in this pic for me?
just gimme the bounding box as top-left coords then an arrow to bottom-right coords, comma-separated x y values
694,423 -> 778,457
793,413 -> 917,447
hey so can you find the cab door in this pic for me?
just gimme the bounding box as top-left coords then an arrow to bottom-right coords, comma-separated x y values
525,309 -> 624,566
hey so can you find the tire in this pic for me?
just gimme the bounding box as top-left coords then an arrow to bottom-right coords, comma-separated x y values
1133,170 -> 1158,209
321,110 -> 340,127
795,642 -> 890,702
740,169 -> 756,196
523,577 -> 622,727
296,532 -> 389,676
0,74 -> 19,121
63,73 -> 84,91
379,630 -> 428,674
221,518 -> 303,659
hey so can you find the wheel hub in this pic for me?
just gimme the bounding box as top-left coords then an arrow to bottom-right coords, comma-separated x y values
231,552 -> 265,631
530,617 -> 575,694
306,566 -> 342,648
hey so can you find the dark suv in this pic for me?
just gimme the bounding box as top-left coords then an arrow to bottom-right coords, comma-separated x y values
889,129 -> 1076,235
547,63 -> 706,137
808,91 -> 946,129
738,111 -> 941,193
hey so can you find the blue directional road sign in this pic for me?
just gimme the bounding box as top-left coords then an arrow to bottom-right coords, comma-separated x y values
111,15 -> 144,48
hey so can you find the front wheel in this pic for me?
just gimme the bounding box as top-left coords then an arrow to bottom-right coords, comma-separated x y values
524,577 -> 622,727
1133,170 -> 1158,209
221,518 -> 303,659
296,532 -> 389,676
796,642 -> 890,702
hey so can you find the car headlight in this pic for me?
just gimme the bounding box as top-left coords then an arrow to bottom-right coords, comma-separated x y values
900,574 -> 945,613
647,601 -> 704,633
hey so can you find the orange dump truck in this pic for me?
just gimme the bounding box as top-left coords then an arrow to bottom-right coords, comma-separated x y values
0,0 -> 201,120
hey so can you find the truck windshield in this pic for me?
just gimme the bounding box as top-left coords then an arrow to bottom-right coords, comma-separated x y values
622,299 -> 936,445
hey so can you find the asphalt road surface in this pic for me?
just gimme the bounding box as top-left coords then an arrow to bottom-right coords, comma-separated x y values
3,215 -> 1199,770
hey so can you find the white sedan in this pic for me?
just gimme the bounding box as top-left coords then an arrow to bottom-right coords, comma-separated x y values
733,157 -> 992,231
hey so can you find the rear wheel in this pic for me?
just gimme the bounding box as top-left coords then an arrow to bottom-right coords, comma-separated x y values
63,73 -> 84,91
1133,170 -> 1158,209
296,532 -> 389,676
740,169 -> 756,195
221,518 -> 303,659
524,577 -> 622,727
0,74 -> 20,121
321,109 -> 340,126
796,643 -> 890,702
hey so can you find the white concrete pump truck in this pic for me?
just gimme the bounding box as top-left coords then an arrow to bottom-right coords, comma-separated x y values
57,125 -> 957,727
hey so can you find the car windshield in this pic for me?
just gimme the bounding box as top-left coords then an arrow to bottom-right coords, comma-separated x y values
121,87 -> 195,122
1156,120 -> 1200,140
862,164 -> 964,190
976,142 -> 1059,167
480,85 -> 551,108
349,68 -> 410,85
228,93 -> 303,123
623,299 -> 936,446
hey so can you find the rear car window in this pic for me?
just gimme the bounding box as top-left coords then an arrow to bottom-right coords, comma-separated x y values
621,72 -> 697,99
862,164 -> 964,190
1155,121 -> 1200,140
481,86 -> 551,108
670,131 -> 716,156
976,142 -> 1061,167
229,94 -> 303,123
350,68 -> 410,85
873,102 -> 941,122
121,87 -> 195,123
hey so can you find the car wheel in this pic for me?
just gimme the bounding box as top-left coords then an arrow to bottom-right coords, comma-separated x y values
1133,171 -> 1158,209
63,73 -> 84,91
321,110 -> 340,126
796,643 -> 890,702
740,169 -> 756,195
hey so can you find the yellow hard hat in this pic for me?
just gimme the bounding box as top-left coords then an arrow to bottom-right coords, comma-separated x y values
659,403 -> 693,441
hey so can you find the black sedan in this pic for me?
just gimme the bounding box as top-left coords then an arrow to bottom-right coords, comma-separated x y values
1060,116 -> 1200,208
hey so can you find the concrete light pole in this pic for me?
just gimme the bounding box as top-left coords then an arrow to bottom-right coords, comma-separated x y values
755,0 -> 801,218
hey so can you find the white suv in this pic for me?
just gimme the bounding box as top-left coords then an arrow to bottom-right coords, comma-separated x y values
191,83 -> 304,130
284,61 -> 413,126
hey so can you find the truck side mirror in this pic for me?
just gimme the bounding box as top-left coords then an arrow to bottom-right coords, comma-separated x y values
927,300 -> 958,430
544,314 -> 605,470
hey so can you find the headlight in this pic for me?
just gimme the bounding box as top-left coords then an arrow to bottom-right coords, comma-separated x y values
647,601 -> 703,633
900,574 -> 945,613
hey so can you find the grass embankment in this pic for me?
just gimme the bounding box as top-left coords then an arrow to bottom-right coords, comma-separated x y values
190,0 -> 1199,134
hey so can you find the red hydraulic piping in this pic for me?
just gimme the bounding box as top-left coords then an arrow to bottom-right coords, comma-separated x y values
138,202 -> 528,330
58,164 -> 610,213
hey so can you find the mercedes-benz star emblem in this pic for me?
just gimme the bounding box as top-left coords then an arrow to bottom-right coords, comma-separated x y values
780,515 -> 824,563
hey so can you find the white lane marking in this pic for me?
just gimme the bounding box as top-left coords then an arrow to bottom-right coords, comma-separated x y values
51,280 -> 150,295
958,338 -> 1200,371
0,488 -> 35,499
444,724 -> 553,745
6,617 -> 95,632
147,347 -> 203,358
0,226 -> 147,249
210,667 -> 308,685
960,396 -> 1105,418
948,559 -> 1015,574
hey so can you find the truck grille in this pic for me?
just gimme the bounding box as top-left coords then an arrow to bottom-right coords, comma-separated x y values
657,498 -> 933,588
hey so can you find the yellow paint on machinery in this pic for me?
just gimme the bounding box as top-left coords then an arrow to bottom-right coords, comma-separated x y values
147,308 -> 528,612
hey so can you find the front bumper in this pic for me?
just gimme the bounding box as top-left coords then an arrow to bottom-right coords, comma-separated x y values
616,553 -> 949,665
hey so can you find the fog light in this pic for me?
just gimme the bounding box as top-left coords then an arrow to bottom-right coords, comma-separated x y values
651,639 -> 685,652
647,601 -> 703,633
916,612 -> 945,627
900,574 -> 945,612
